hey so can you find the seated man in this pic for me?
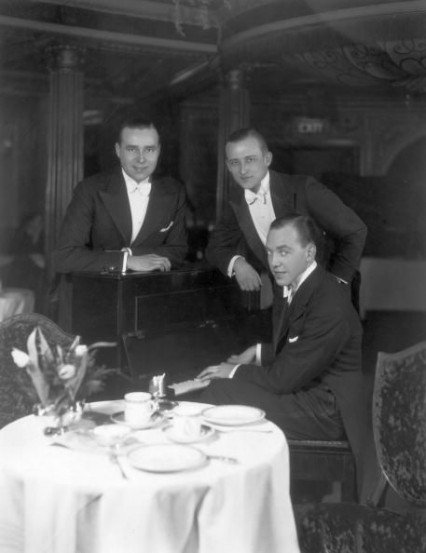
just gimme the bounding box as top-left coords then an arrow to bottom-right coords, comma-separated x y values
197,214 -> 365,457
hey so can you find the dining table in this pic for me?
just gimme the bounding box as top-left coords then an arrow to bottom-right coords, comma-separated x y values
0,400 -> 300,553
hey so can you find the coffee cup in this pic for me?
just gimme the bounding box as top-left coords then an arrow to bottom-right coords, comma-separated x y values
173,404 -> 202,440
124,392 -> 154,427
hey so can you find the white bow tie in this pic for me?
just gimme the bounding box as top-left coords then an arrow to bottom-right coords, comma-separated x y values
244,189 -> 266,205
130,181 -> 151,196
283,285 -> 295,304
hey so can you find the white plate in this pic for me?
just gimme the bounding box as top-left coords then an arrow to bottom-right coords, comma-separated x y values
127,444 -> 207,473
163,424 -> 215,444
202,405 -> 265,426
111,411 -> 165,430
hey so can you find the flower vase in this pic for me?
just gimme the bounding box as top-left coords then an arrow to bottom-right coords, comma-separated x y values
34,401 -> 84,436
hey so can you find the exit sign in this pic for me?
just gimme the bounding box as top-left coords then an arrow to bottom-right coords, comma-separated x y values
295,117 -> 328,134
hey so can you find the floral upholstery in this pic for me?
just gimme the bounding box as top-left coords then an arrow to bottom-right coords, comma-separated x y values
0,313 -> 76,427
299,341 -> 426,553
373,344 -> 426,507
300,503 -> 426,553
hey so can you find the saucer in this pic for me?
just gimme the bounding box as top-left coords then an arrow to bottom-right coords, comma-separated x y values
92,424 -> 130,446
111,411 -> 165,430
163,424 -> 215,444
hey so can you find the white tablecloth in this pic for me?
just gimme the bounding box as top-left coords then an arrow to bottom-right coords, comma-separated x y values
359,257 -> 426,318
0,288 -> 35,322
0,401 -> 300,553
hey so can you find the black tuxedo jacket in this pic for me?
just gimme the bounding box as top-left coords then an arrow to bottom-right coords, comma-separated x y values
206,170 -> 367,282
55,167 -> 188,273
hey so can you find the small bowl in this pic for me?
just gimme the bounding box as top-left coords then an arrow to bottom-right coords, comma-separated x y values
93,424 -> 130,446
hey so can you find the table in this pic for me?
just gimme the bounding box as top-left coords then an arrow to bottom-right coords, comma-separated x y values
0,287 -> 35,322
0,401 -> 300,553
359,257 -> 426,318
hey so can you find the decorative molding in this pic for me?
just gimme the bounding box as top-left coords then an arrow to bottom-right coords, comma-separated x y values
0,14 -> 217,55
221,1 -> 426,50
292,39 -> 426,94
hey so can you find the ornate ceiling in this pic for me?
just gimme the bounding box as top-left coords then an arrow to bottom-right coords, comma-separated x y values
1,0 -> 425,104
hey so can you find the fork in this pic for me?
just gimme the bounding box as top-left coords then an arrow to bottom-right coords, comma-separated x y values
108,447 -> 129,479
206,454 -> 239,465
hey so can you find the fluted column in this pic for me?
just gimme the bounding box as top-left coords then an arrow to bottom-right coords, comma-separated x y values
45,45 -> 84,279
216,68 -> 250,219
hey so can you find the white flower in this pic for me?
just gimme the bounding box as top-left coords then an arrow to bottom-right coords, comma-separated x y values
11,348 -> 30,368
75,345 -> 88,357
58,364 -> 77,380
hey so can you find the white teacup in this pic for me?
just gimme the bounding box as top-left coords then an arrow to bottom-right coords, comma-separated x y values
124,392 -> 154,427
173,404 -> 202,440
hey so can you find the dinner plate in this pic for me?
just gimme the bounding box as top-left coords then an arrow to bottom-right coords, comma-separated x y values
202,405 -> 265,426
127,444 -> 207,473
111,411 -> 165,430
163,424 -> 215,444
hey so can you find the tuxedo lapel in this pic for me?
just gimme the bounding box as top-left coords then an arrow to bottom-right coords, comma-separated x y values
269,171 -> 297,217
230,195 -> 268,268
99,169 -> 132,244
132,176 -> 172,245
274,267 -> 322,354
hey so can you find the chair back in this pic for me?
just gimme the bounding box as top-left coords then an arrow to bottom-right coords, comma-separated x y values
373,341 -> 426,507
0,313 -> 76,426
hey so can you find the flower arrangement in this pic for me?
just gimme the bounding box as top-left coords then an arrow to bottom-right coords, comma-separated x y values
11,327 -> 116,420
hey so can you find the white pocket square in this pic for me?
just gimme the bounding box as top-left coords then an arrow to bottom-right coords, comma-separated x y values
288,336 -> 299,343
159,221 -> 174,232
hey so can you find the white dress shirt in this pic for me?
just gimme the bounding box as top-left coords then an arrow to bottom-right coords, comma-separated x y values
228,172 -> 276,277
122,169 -> 151,244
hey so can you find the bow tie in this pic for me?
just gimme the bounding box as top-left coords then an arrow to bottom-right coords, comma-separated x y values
244,189 -> 266,205
130,181 -> 151,196
283,285 -> 295,304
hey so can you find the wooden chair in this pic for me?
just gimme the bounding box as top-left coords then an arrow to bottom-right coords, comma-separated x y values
298,341 -> 426,553
0,313 -> 76,428
288,438 -> 356,503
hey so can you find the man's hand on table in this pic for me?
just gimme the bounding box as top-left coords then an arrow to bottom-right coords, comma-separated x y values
226,345 -> 257,365
197,362 -> 235,380
127,254 -> 171,272
233,258 -> 262,291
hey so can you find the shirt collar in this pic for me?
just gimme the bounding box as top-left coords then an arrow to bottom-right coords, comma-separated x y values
283,261 -> 318,298
122,169 -> 151,195
244,172 -> 270,204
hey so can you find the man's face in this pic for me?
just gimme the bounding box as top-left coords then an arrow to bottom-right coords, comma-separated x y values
266,225 -> 315,288
225,136 -> 272,194
115,126 -> 161,183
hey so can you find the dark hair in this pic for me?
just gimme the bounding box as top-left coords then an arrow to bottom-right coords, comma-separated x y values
115,114 -> 159,144
226,128 -> 269,153
270,214 -> 320,247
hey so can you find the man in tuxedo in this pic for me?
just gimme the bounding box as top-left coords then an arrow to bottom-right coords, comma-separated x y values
197,214 -> 377,500
55,115 -> 188,275
206,128 -> 367,300
198,214 -> 364,450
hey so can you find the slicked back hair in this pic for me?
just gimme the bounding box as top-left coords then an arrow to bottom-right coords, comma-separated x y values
269,214 -> 320,248
116,115 -> 159,145
226,128 -> 269,154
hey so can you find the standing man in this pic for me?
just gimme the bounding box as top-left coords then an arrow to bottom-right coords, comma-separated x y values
55,115 -> 188,274
54,115 -> 188,328
206,128 -> 367,297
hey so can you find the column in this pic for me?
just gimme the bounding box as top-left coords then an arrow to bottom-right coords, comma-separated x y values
216,68 -> 250,219
45,44 -> 84,277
